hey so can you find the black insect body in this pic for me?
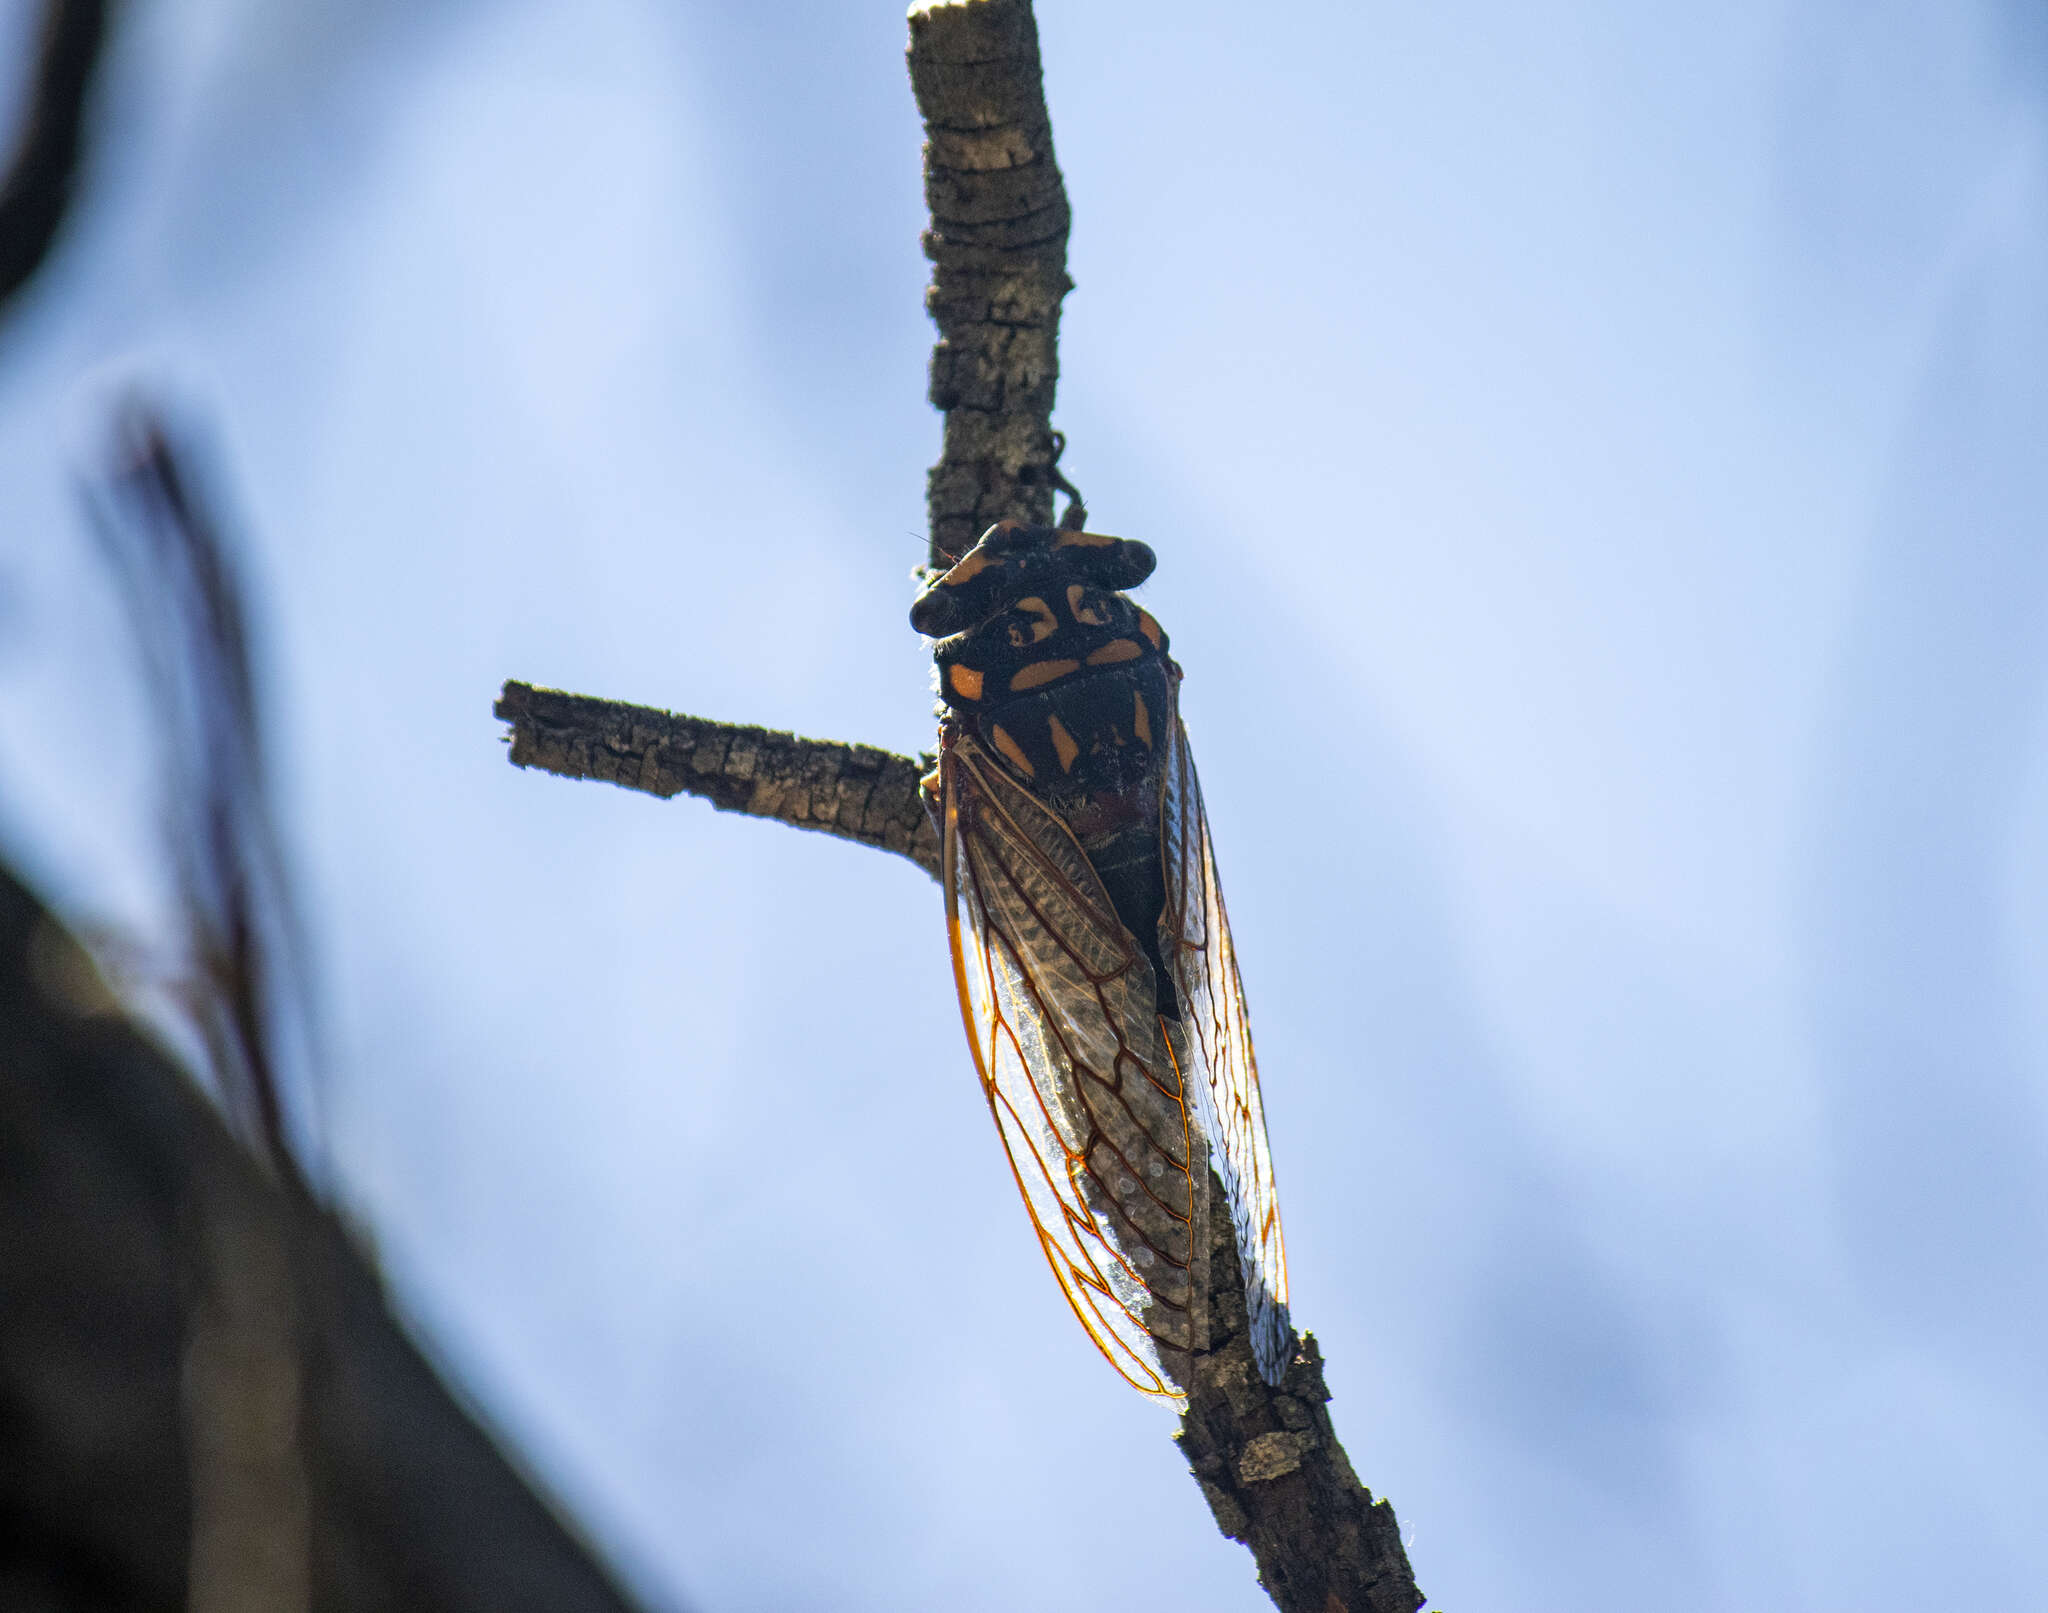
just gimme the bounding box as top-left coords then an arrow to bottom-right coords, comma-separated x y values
926,529 -> 1180,1010
913,520 -> 1290,1400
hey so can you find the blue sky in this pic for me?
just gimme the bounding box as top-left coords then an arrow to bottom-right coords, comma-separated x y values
2,1 -> 2045,1608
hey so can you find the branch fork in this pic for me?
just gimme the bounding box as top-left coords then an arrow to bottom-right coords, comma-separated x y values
495,4 -> 1424,1607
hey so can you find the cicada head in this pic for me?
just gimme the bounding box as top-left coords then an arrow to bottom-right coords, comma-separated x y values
909,521 -> 1156,639
914,522 -> 1173,831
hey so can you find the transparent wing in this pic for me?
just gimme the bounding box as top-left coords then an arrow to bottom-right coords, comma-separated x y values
1159,710 -> 1293,1385
942,735 -> 1206,1400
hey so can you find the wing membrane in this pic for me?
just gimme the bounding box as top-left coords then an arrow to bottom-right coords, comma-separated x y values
1159,712 -> 1293,1385
942,736 -> 1206,1400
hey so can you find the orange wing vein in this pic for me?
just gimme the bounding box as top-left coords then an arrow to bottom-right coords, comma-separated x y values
942,734 -> 1205,1400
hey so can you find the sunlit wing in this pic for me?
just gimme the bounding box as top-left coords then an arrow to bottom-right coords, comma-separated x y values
941,735 -> 1207,1400
1159,708 -> 1293,1386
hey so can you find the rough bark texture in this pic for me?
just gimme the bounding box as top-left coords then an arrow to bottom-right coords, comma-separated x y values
495,680 -> 942,880
1181,1194 -> 1423,1613
0,862 -> 655,1613
908,0 -> 1073,567
0,0 -> 110,317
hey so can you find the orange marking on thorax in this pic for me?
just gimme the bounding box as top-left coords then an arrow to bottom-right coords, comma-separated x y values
1136,610 -> 1163,649
1132,689 -> 1152,746
989,723 -> 1036,777
1085,638 -> 1142,666
1047,714 -> 1080,771
1053,528 -> 1118,548
948,664 -> 985,701
1010,658 -> 1079,692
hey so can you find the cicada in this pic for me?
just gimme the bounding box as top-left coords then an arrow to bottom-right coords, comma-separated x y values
911,520 -> 1291,1400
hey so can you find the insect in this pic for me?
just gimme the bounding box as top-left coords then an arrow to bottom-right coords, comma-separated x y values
911,519 -> 1291,1400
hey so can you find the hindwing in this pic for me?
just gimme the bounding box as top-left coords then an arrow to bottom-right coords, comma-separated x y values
1159,716 -> 1293,1385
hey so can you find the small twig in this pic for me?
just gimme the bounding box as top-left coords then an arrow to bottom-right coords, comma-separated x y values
0,0 -> 112,318
494,682 -> 941,880
84,400 -> 317,1175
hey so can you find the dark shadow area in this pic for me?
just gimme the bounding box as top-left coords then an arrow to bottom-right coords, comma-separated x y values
0,852 -> 656,1612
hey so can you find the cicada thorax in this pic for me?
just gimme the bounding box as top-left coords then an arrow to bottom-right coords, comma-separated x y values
917,522 -> 1183,1015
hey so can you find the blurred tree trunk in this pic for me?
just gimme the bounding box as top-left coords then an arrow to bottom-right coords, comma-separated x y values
0,858 -> 662,1613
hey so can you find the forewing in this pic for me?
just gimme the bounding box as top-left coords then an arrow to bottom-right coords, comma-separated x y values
1159,710 -> 1293,1385
942,735 -> 1204,1399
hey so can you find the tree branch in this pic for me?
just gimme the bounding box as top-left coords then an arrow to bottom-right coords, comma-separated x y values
0,0 -> 112,319
496,3 -> 1426,1604
905,7 -> 1423,1600
908,0 -> 1073,567
494,678 -> 1423,1609
494,682 -> 941,880
1182,1192 -> 1424,1613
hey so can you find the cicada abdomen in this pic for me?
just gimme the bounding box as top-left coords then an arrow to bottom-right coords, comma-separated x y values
912,521 -> 1292,1400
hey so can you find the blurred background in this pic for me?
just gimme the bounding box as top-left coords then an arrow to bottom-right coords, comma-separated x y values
2,0 -> 2044,1608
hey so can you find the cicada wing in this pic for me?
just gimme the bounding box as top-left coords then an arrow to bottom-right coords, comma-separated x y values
942,735 -> 1207,1400
1159,709 -> 1293,1386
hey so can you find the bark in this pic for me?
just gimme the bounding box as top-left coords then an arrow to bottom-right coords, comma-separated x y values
908,0 -> 1075,566
0,0 -> 111,317
1181,1193 -> 1423,1613
495,681 -> 941,880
